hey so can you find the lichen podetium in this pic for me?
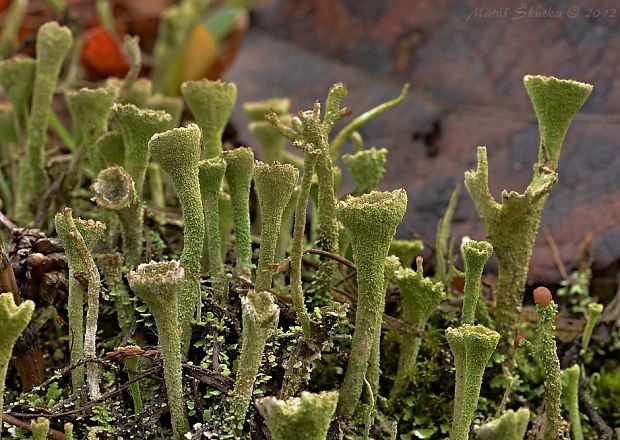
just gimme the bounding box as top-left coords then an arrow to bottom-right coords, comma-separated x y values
335,189 -> 407,419
465,75 -> 592,357
149,124 -> 204,354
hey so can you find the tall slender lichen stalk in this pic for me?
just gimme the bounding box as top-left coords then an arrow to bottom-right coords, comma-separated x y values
222,147 -> 255,280
581,302 -> 603,352
128,261 -> 189,440
253,162 -> 299,292
55,209 -> 106,400
267,91 -> 346,296
335,189 -> 407,419
464,76 -> 592,356
256,391 -> 338,440
0,293 -> 34,439
149,124 -> 204,353
389,256 -> 445,403
475,408 -> 530,440
22,22 -> 72,221
181,79 -> 237,159
446,324 -> 500,440
30,417 -> 50,440
460,239 -> 493,325
531,287 -> 563,440
92,166 -> 143,268
289,146 -> 320,337
232,290 -> 280,430
199,157 -> 227,303
112,104 -> 172,198
219,191 -> 233,260
0,56 -> 35,134
560,364 -> 582,440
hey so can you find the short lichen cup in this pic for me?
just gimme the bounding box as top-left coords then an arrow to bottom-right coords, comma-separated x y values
335,189 -> 407,418
181,79 -> 237,159
0,293 -> 35,437
127,260 -> 189,440
446,324 -> 500,440
253,161 -> 300,292
92,166 -> 143,267
256,391 -> 338,440
389,257 -> 445,402
460,239 -> 493,325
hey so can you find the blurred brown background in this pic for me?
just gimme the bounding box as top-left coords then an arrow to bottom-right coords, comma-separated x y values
225,0 -> 620,285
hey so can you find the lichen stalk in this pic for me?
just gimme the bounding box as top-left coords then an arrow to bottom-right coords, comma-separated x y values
222,147 -> 255,279
560,364 -> 582,440
342,147 -> 388,195
55,209 -> 106,400
256,391 -> 338,440
464,76 -> 592,357
199,157 -> 227,303
0,293 -> 34,438
65,86 -> 119,173
532,290 -> 563,440
64,423 -> 73,440
335,189 -> 407,419
128,261 -> 189,439
149,124 -> 204,353
30,417 -> 50,440
290,147 -> 320,337
581,302 -> 603,351
446,324 -> 500,440
181,79 -> 237,159
389,257 -> 445,403
389,239 -> 424,269
92,166 -> 143,268
112,104 -> 172,198
232,290 -> 280,429
475,408 -> 530,440
253,161 -> 299,292
24,22 -> 72,219
460,239 -> 493,325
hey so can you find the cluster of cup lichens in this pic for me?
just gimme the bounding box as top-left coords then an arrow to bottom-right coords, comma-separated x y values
0,16 -> 602,440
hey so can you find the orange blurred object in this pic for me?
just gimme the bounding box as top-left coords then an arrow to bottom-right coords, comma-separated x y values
80,26 -> 130,79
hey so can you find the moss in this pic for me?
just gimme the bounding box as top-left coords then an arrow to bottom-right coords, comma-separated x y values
335,189 -> 407,419
149,124 -> 205,353
128,261 -> 189,439
256,391 -> 338,440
